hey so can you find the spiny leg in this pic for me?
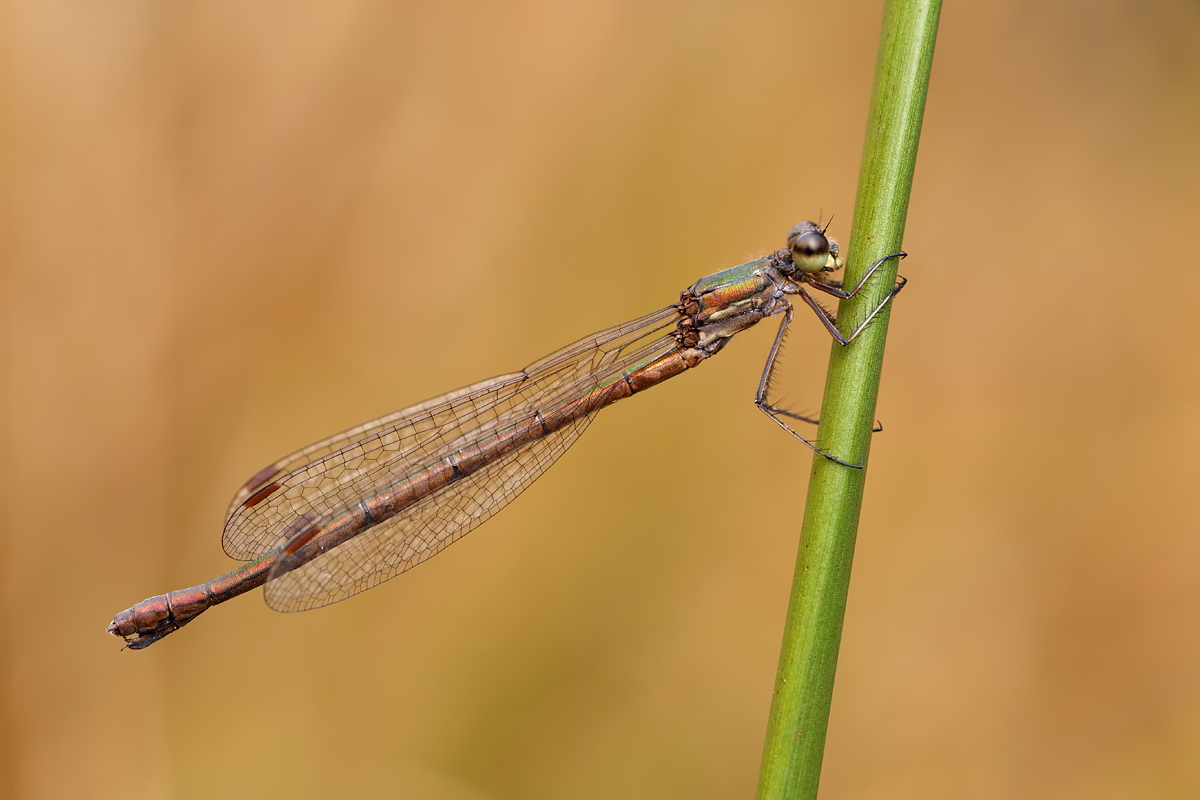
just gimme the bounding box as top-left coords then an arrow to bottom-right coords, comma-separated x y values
757,403 -> 884,433
799,271 -> 908,346
760,405 -> 821,426
807,251 -> 906,300
768,254 -> 909,440
754,307 -> 864,469
754,307 -> 820,424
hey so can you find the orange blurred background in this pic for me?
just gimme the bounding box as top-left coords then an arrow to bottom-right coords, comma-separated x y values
3,3 -> 1200,798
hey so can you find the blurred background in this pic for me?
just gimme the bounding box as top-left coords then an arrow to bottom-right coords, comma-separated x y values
3,2 -> 1199,798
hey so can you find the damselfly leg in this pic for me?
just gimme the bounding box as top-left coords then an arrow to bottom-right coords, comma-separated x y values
755,251 -> 907,468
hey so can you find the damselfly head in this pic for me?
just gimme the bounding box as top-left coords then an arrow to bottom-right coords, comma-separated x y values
787,221 -> 842,275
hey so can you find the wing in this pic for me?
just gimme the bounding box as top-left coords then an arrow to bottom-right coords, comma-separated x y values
222,306 -> 680,567
262,414 -> 590,612
223,373 -> 526,532
221,372 -> 526,560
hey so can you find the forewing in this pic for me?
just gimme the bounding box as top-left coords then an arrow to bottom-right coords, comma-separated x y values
224,374 -> 525,525
222,306 -> 679,561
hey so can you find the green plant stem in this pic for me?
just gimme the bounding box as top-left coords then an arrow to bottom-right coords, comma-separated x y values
755,2 -> 941,798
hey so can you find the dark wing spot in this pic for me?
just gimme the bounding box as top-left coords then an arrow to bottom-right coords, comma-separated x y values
242,482 -> 283,508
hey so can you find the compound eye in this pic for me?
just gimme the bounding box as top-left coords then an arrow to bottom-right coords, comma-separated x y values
789,230 -> 830,274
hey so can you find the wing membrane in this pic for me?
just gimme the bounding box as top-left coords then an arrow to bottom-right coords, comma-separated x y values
263,416 -> 590,612
223,373 -> 526,529
222,306 -> 679,566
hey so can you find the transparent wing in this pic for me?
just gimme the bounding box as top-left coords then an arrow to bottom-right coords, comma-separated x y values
222,306 -> 680,566
222,372 -> 526,560
263,415 -> 590,612
223,373 -> 526,533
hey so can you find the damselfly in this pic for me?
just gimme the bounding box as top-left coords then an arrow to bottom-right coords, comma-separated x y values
109,222 -> 905,649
